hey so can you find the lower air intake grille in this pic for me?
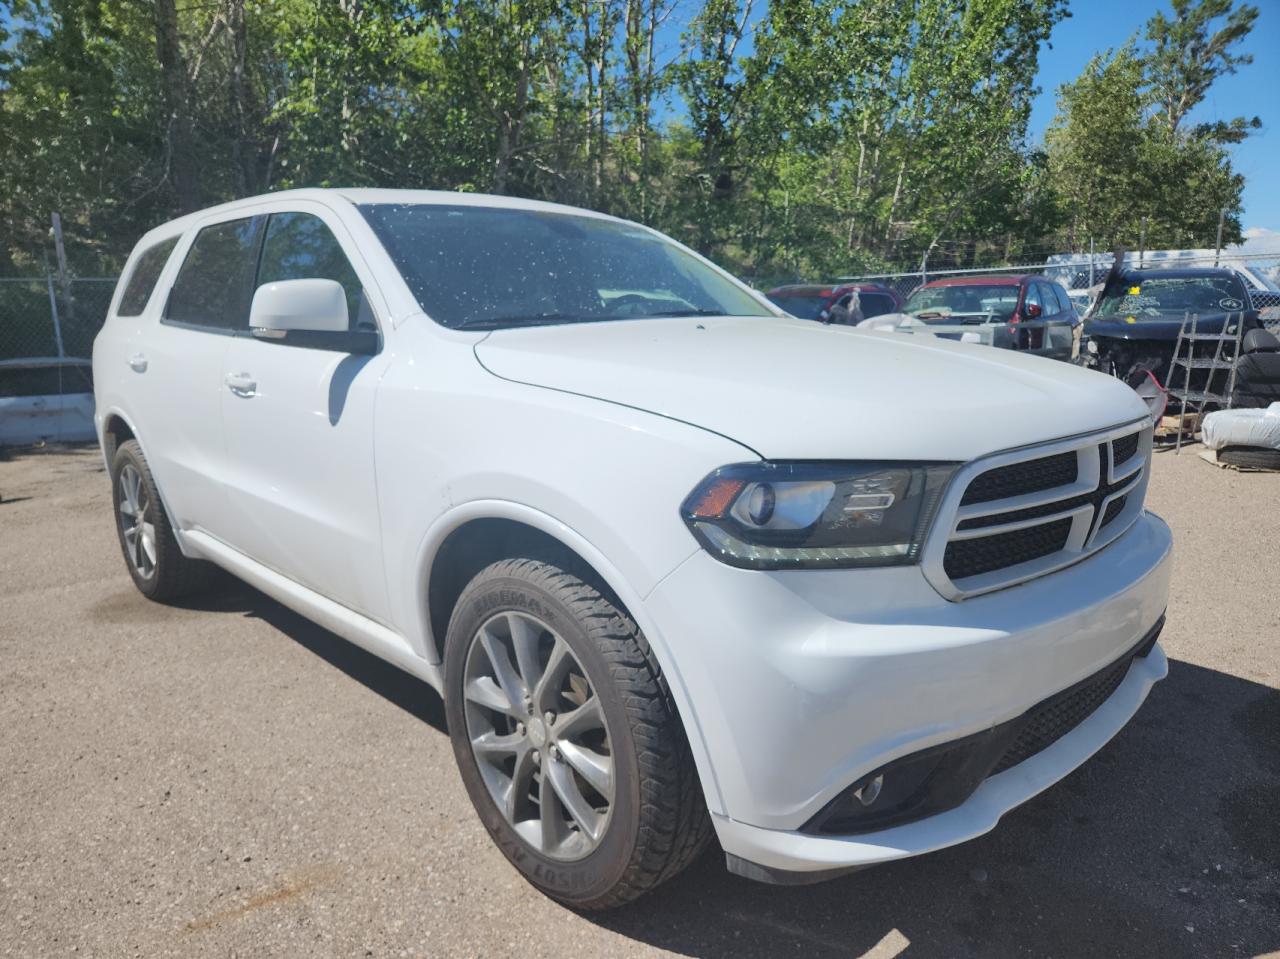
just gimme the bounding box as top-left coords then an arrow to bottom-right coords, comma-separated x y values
943,517 -> 1072,580
991,653 -> 1134,774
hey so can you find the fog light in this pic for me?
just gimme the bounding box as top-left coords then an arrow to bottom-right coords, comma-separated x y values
852,773 -> 884,807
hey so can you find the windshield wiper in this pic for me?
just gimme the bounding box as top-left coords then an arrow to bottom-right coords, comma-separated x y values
626,308 -> 725,318
453,312 -> 599,331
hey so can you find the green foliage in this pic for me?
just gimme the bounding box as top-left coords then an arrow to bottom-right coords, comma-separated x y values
0,0 -> 1261,281
1043,0 -> 1257,253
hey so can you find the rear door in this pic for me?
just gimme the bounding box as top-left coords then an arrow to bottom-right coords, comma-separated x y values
121,220 -> 264,535
217,205 -> 392,621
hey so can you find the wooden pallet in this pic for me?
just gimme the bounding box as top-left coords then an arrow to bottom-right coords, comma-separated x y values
1155,411 -> 1202,440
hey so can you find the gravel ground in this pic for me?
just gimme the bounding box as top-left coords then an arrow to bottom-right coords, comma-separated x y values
1,443 -> 1277,959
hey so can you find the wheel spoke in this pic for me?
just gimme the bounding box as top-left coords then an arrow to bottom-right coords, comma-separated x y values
507,613 -> 544,691
555,696 -> 604,739
123,467 -> 141,515
532,636 -> 572,710
464,676 -> 516,716
472,729 -> 524,756
479,626 -> 527,713
538,772 -> 569,850
557,741 -> 613,800
501,745 -> 536,820
545,757 -> 603,841
140,523 -> 157,567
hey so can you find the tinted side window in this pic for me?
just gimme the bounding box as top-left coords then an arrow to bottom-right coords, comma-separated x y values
166,217 -> 265,331
860,293 -> 896,318
1050,283 -> 1072,315
117,238 -> 178,316
257,213 -> 364,329
1023,283 -> 1042,314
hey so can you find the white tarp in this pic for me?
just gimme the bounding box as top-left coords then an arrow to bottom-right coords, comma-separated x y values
1201,402 -> 1280,451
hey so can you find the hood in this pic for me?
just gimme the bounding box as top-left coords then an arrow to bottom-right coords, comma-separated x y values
474,316 -> 1149,461
1085,310 -> 1257,342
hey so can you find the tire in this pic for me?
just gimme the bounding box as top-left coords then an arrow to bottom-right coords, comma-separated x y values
1217,446 -> 1280,470
443,557 -> 711,909
110,439 -> 218,601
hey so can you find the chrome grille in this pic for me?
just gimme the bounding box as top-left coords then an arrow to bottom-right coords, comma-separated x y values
923,421 -> 1153,600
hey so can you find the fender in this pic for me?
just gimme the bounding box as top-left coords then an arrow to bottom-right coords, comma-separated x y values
412,498 -> 725,815
96,404 -> 197,559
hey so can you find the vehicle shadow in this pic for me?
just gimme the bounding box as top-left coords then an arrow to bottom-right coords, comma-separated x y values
173,581 -> 1279,957
173,580 -> 448,734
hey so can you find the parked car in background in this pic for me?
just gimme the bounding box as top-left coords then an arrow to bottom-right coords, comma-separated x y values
95,188 -> 1170,909
765,282 -> 903,324
0,357 -> 96,445
889,274 -> 1078,361
1081,267 -> 1261,393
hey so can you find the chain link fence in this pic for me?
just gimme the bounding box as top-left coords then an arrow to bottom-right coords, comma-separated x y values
0,277 -> 118,361
837,251 -> 1280,329
3,251 -> 1279,363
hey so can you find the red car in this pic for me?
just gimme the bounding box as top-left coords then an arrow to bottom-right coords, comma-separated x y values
902,274 -> 1077,361
766,283 -> 904,325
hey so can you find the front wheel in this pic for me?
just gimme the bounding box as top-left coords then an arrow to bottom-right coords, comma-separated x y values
443,557 -> 710,909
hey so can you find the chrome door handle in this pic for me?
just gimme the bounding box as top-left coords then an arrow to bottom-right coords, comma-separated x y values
225,372 -> 256,397
128,353 -> 148,373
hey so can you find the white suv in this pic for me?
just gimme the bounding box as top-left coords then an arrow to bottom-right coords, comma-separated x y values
93,189 -> 1172,908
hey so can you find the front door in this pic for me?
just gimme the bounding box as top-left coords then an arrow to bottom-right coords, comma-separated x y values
217,209 -> 392,621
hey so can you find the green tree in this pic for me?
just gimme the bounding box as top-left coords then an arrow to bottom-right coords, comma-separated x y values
1145,0 -> 1260,141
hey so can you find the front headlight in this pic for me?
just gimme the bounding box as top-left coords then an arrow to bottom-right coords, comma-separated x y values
680,462 -> 959,570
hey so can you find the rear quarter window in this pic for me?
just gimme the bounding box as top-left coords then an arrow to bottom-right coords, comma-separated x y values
116,237 -> 179,317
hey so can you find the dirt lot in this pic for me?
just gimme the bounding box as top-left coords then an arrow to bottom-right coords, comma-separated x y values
1,444 -> 1278,958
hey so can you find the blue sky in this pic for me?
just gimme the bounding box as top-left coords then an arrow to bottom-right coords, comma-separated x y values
1027,0 -> 1278,232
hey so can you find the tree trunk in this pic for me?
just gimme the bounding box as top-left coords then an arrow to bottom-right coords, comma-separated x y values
153,0 -> 201,213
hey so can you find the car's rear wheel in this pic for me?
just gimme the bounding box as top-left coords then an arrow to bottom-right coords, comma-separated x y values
111,439 -> 217,601
443,557 -> 710,909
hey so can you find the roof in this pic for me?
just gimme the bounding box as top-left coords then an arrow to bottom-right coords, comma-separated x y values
134,187 -> 626,249
919,275 -> 1028,288
1115,267 -> 1244,280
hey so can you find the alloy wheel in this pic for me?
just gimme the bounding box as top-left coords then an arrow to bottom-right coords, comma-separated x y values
117,463 -> 157,579
462,610 -> 615,861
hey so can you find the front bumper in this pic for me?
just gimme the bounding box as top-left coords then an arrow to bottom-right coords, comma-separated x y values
643,509 -> 1172,875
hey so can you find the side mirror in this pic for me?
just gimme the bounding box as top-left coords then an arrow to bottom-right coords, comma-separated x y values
1023,302 -> 1043,320
250,279 -> 349,334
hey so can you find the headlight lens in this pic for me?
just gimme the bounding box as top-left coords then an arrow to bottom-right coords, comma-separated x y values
681,462 -> 958,570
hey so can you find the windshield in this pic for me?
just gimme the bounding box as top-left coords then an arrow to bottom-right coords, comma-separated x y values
767,294 -> 828,319
1094,275 -> 1249,319
358,203 -> 773,329
903,284 -> 1019,322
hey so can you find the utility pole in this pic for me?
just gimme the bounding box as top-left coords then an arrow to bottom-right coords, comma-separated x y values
1089,236 -> 1095,288
1138,219 -> 1147,269
1214,207 -> 1227,267
50,212 -> 72,356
